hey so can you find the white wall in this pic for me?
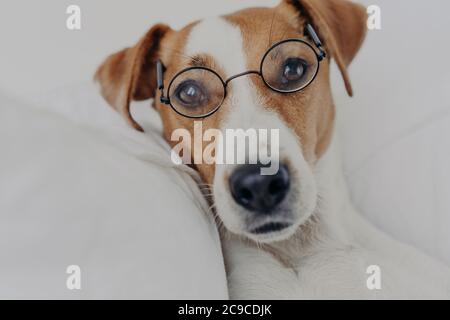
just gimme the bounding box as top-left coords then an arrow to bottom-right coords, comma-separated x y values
0,0 -> 278,100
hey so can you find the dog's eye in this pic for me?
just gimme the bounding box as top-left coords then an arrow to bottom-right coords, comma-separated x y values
281,58 -> 307,85
261,40 -> 319,93
175,81 -> 207,107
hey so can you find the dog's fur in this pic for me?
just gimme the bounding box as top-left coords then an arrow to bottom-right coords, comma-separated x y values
95,0 -> 450,298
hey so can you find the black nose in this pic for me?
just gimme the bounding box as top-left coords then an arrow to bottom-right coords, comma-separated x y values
229,164 -> 290,213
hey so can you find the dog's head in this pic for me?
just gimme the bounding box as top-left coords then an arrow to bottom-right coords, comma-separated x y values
96,0 -> 367,243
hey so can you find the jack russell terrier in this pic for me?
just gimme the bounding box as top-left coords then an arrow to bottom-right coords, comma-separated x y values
95,0 -> 450,299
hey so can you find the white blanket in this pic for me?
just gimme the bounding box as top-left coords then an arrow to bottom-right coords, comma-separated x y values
0,89 -> 228,299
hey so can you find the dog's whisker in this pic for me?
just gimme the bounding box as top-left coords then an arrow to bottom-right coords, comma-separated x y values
207,202 -> 217,213
198,184 -> 214,189
268,7 -> 278,47
198,184 -> 213,190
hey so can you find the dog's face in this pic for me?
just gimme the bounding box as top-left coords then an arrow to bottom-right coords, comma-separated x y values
96,0 -> 367,243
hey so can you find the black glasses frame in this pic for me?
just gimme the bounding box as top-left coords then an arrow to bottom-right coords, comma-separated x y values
157,23 -> 326,119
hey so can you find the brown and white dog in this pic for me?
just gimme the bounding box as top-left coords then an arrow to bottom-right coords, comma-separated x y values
95,0 -> 450,299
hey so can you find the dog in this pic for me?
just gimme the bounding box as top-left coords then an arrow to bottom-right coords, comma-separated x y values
95,0 -> 450,299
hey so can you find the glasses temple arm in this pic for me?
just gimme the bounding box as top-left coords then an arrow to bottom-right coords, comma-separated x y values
157,60 -> 170,104
305,24 -> 327,61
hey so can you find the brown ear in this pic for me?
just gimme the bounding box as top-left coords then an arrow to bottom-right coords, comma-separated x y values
285,0 -> 367,96
95,24 -> 171,131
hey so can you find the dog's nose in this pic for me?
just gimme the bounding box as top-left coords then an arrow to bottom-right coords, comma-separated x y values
229,164 -> 290,213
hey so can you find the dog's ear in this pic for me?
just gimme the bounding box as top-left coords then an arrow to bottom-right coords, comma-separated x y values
283,0 -> 367,96
95,24 -> 172,131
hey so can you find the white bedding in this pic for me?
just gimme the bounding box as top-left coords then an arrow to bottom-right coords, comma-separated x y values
0,89 -> 228,299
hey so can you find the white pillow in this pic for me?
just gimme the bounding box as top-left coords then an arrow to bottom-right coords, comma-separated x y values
0,90 -> 228,299
336,0 -> 450,265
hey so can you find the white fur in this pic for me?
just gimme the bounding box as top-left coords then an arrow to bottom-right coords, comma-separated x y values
186,17 -> 450,299
187,17 -> 317,243
225,132 -> 450,299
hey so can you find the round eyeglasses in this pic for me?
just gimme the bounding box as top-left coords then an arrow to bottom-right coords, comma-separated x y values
157,24 -> 326,119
